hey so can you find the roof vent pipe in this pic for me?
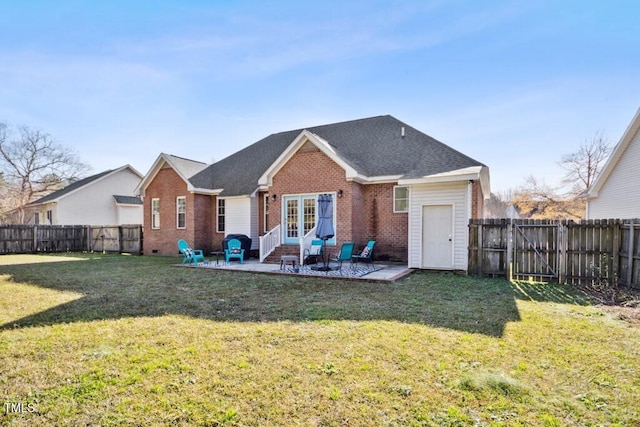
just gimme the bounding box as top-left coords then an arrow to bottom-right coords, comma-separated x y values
401,126 -> 405,138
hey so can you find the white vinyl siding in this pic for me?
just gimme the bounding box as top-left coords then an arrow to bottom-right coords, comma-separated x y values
55,167 -> 142,226
587,128 -> 640,219
407,181 -> 470,270
221,197 -> 253,239
117,205 -> 142,225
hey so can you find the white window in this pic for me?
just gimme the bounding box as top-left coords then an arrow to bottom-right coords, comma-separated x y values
34,212 -> 40,225
46,210 -> 53,224
217,199 -> 225,233
176,196 -> 186,229
151,198 -> 160,229
264,195 -> 270,232
394,186 -> 409,213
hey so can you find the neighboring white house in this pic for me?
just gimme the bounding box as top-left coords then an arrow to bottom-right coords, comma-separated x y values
585,107 -> 640,219
25,165 -> 144,225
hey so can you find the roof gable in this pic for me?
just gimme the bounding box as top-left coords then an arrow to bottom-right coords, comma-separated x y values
28,165 -> 142,206
136,153 -> 209,196
258,130 -> 361,187
586,107 -> 640,199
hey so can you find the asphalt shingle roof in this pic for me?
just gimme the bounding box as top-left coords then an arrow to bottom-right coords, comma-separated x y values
165,154 -> 208,179
28,169 -> 114,205
113,195 -> 142,205
190,115 -> 485,197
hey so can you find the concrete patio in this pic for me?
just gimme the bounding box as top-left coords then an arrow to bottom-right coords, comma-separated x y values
181,257 -> 413,282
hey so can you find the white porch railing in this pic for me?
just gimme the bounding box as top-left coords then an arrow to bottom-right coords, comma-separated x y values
259,224 -> 281,262
299,226 -> 317,263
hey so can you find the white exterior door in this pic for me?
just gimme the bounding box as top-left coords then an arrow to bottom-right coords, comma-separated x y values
422,205 -> 453,269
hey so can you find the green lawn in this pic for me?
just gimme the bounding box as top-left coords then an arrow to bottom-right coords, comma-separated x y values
1,254 -> 639,426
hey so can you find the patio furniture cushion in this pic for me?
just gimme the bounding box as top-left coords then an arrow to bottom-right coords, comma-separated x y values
178,239 -> 205,265
225,239 -> 245,263
352,240 -> 376,270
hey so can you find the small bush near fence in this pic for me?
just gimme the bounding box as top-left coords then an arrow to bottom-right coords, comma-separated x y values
0,225 -> 142,255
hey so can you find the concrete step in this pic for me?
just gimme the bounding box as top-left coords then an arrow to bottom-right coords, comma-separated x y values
264,245 -> 300,264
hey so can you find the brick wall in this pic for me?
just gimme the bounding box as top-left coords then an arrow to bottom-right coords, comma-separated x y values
268,147 -> 408,261
143,147 -> 414,261
193,193 -> 213,253
362,184 -> 408,261
471,180 -> 485,219
269,148 -> 354,246
143,166 -> 213,256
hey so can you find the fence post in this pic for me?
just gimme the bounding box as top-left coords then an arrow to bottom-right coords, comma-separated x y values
477,220 -> 484,275
559,221 -> 568,284
611,220 -> 620,286
505,219 -> 513,280
86,225 -> 92,252
627,223 -> 635,287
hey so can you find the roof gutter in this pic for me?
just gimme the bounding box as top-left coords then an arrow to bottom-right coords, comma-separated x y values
398,166 -> 491,199
189,186 -> 223,196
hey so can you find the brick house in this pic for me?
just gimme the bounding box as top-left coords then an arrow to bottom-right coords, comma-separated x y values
136,115 -> 490,271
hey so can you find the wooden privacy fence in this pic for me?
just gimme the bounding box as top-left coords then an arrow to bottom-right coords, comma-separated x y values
469,218 -> 640,289
0,225 -> 143,255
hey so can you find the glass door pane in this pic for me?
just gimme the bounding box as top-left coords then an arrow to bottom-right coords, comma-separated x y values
286,198 -> 299,239
303,197 -> 316,236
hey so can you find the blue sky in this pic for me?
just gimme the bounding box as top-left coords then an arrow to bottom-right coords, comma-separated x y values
1,1 -> 639,193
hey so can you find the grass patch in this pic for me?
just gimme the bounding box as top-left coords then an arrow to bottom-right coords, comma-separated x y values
1,253 -> 639,425
458,370 -> 527,396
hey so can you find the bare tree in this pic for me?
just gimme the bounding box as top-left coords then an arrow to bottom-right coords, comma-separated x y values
0,123 -> 90,223
509,175 -> 585,220
496,133 -> 612,221
559,131 -> 612,196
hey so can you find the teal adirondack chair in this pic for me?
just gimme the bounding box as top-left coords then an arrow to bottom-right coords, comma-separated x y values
330,242 -> 355,274
351,240 -> 376,270
225,238 -> 244,263
178,239 -> 205,265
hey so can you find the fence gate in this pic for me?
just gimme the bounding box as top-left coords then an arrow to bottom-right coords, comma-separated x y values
90,226 -> 120,253
512,222 -> 563,281
470,219 -> 640,289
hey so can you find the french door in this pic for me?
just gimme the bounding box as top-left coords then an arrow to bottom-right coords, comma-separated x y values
283,195 -> 317,244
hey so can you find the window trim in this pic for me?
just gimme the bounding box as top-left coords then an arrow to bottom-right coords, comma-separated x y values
282,193 -> 336,245
46,209 -> 53,225
393,186 -> 409,213
263,194 -> 270,232
217,198 -> 225,233
151,198 -> 160,230
176,196 -> 186,229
